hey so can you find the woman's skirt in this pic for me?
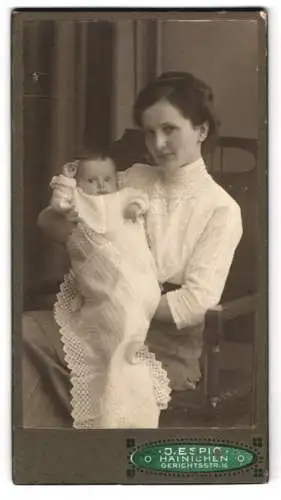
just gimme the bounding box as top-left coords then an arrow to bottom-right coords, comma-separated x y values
22,308 -> 204,428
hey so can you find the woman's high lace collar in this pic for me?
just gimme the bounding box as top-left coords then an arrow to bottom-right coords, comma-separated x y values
118,158 -> 209,196
161,157 -> 208,189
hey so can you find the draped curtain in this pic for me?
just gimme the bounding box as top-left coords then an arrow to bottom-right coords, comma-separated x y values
23,20 -> 114,309
23,18 -> 159,310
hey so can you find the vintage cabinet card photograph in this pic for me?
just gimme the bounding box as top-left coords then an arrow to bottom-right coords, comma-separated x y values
11,8 -> 268,484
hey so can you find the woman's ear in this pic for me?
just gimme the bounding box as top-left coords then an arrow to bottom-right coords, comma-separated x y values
198,122 -> 209,143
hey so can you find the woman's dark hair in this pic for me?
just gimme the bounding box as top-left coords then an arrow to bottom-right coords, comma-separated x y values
133,71 -> 220,150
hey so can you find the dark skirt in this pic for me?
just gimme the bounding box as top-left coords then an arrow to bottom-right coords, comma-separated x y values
22,309 -> 204,428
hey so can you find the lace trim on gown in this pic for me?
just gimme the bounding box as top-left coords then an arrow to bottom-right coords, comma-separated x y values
54,272 -> 171,428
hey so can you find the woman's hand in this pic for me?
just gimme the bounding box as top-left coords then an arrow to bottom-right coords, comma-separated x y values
65,207 -> 81,223
37,207 -> 79,244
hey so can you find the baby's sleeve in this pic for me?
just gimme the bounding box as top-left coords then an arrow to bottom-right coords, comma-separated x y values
49,174 -> 77,214
49,174 -> 77,190
124,188 -> 150,214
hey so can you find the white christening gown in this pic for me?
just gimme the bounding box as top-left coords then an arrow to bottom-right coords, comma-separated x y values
53,187 -> 171,428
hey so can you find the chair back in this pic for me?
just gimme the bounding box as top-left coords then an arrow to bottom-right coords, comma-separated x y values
210,137 -> 258,301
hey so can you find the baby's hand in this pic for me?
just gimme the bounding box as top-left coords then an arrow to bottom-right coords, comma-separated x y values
123,203 -> 142,223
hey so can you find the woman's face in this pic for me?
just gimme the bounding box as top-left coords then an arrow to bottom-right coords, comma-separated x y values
142,99 -> 207,172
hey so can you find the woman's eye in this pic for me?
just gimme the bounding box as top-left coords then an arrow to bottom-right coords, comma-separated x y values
88,179 -> 96,184
104,177 -> 111,182
163,125 -> 175,134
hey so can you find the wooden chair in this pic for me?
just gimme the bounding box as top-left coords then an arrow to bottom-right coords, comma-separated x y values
199,137 -> 258,425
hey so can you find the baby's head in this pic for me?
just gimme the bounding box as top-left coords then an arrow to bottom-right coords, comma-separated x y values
71,150 -> 118,196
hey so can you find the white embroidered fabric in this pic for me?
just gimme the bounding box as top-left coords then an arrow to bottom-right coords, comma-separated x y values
119,160 -> 243,329
54,197 -> 171,428
55,271 -> 171,428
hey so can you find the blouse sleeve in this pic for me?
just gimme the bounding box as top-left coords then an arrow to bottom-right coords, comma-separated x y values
117,163 -> 158,192
166,203 -> 243,330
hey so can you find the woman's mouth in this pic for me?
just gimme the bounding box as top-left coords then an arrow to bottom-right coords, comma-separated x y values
157,152 -> 174,161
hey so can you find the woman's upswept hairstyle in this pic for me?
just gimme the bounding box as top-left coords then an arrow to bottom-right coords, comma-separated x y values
133,71 -> 220,150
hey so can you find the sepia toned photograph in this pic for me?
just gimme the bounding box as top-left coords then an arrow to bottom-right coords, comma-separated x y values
15,11 -> 266,434
11,7 -> 269,485
11,10 -> 269,487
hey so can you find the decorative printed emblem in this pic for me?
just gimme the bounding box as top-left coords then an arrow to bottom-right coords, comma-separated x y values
131,443 -> 255,473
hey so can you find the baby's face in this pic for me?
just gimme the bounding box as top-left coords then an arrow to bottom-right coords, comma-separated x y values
77,158 -> 118,195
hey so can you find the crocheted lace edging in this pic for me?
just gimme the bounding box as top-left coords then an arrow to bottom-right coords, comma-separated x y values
54,272 -> 171,424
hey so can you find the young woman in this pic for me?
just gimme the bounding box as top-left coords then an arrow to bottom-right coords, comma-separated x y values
32,71 -> 242,425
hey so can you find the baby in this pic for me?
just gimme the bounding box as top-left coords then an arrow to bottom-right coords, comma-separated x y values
49,151 -> 147,226
48,150 -> 170,429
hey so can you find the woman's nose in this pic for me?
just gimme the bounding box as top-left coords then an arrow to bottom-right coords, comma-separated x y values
154,131 -> 167,152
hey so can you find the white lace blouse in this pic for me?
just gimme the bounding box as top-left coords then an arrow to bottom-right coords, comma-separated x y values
119,158 -> 243,330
